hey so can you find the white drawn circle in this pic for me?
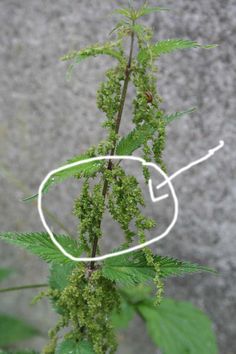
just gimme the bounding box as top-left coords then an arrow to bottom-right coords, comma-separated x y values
38,155 -> 179,262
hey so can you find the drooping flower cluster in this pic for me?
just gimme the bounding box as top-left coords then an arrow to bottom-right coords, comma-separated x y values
73,182 -> 105,255
57,267 -> 119,354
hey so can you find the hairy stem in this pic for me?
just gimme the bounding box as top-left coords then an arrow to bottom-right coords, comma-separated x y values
89,28 -> 135,269
0,283 -> 48,293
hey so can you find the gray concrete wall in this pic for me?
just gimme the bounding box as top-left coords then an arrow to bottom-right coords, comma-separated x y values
0,0 -> 235,353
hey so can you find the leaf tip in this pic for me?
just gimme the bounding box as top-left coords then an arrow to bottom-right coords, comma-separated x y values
203,44 -> 218,49
22,193 -> 38,202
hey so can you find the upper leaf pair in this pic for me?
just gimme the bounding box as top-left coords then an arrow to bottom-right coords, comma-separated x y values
137,38 -> 217,64
0,232 -> 215,283
114,5 -> 169,21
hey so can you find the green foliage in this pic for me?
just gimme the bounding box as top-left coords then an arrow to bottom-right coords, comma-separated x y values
138,6 -> 169,17
23,152 -> 104,201
138,39 -> 217,63
0,269 -> 38,350
111,285 -> 151,330
114,4 -> 169,21
0,268 -> 11,282
102,251 -> 215,286
0,232 -> 81,264
120,284 -> 153,304
49,263 -> 76,291
116,123 -> 154,155
164,107 -> 197,124
0,314 -> 38,347
56,339 -> 95,354
138,298 -> 219,354
61,41 -> 124,64
154,255 -> 216,277
111,299 -> 135,329
116,107 -> 196,156
0,351 -> 38,354
113,287 -> 218,354
102,251 -> 156,286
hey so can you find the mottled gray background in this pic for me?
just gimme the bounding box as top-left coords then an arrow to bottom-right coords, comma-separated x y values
0,0 -> 235,353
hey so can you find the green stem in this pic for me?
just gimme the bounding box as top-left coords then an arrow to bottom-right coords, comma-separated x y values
0,283 -> 48,293
89,27 -> 135,270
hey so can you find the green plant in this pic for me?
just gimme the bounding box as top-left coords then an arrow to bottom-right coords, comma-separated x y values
0,2 -> 219,354
0,268 -> 38,349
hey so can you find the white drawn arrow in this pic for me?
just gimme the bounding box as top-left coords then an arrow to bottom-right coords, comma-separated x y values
155,140 -> 224,192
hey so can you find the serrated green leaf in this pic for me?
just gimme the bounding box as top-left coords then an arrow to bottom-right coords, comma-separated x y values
163,107 -> 197,124
116,124 -> 155,156
56,339 -> 95,354
102,252 -> 155,286
114,5 -> 168,20
102,251 -> 215,286
137,39 -> 217,63
0,268 -> 12,282
138,6 -> 170,17
156,256 -> 216,277
114,8 -> 132,18
116,109 -> 194,156
49,262 -> 76,291
0,314 -> 38,346
0,232 -> 82,264
23,153 -> 104,201
111,299 -> 135,329
138,298 -> 218,354
61,42 -> 124,64
153,39 -> 202,54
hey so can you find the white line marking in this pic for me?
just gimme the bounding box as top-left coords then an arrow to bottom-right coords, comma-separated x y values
148,179 -> 169,202
37,140 -> 224,263
38,155 -> 178,262
156,140 -> 224,191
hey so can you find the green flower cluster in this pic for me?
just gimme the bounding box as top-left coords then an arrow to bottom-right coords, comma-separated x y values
97,67 -> 124,146
56,266 -> 119,354
105,165 -> 156,246
138,230 -> 164,305
74,182 -> 105,255
132,64 -> 167,173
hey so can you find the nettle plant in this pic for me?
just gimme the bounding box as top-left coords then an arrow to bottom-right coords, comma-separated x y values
0,2 -> 219,354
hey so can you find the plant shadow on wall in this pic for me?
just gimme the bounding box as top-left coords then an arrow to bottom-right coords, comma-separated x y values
0,2 -> 220,354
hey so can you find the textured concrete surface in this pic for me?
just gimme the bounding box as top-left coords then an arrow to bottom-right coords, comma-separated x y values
0,0 -> 235,353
